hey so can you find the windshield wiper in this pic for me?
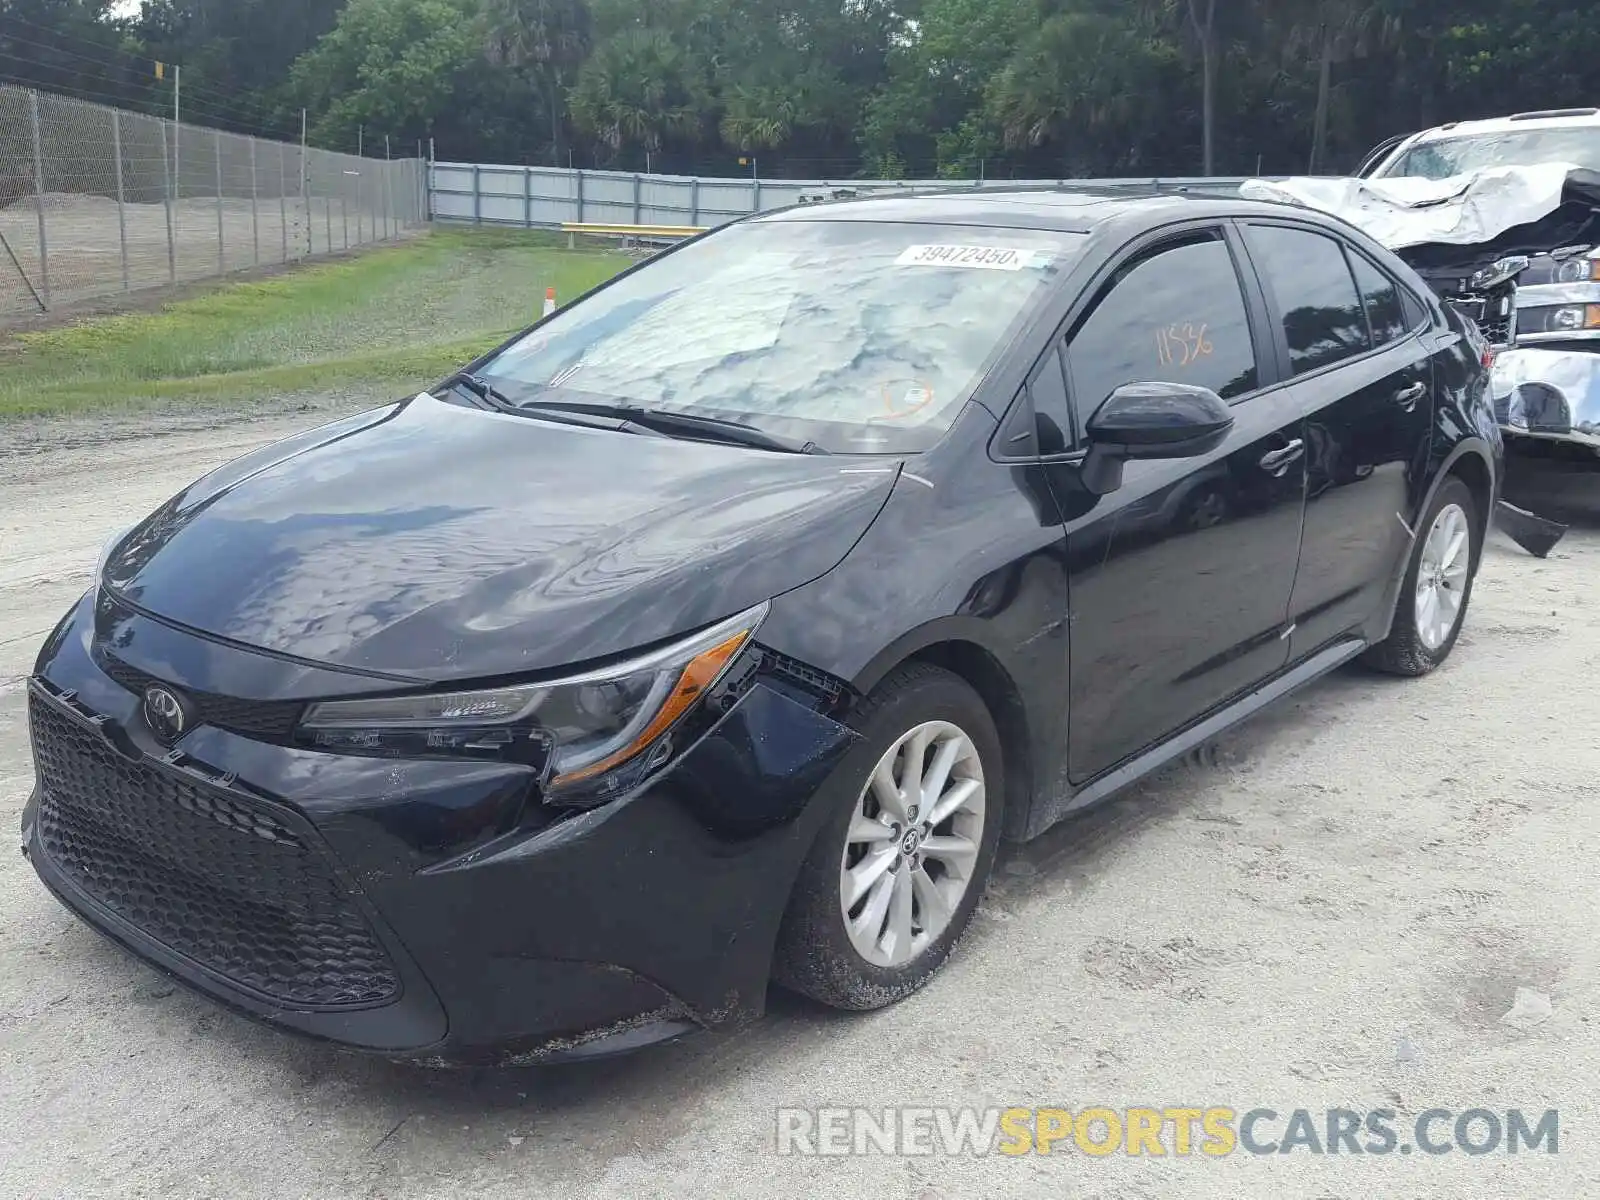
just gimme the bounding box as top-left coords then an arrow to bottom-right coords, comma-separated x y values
519,400 -> 827,455
446,372 -> 523,410
446,374 -> 657,435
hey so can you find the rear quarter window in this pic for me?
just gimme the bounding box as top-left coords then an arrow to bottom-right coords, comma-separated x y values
1400,285 -> 1430,331
1351,253 -> 1410,346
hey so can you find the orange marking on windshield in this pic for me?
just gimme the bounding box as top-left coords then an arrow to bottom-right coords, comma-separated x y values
881,381 -> 936,419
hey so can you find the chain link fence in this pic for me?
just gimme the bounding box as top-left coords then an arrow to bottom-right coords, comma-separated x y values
0,84 -> 427,318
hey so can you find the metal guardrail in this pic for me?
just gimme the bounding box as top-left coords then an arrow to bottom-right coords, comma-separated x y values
560,220 -> 706,248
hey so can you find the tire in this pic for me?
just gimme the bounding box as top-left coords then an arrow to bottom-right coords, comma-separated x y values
1362,476 -> 1480,677
772,662 -> 1004,1011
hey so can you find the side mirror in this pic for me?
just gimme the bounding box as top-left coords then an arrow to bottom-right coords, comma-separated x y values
1081,382 -> 1235,496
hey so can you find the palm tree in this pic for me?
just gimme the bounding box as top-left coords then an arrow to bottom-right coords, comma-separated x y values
986,10 -> 1169,174
569,28 -> 708,160
1184,0 -> 1219,175
482,0 -> 591,165
1279,0 -> 1399,172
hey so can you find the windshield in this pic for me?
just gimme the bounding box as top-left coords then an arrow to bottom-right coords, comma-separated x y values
473,220 -> 1082,454
1380,127 -> 1600,180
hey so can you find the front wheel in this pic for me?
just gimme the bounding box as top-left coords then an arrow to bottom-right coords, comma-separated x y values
1362,476 -> 1480,676
772,663 -> 1003,1011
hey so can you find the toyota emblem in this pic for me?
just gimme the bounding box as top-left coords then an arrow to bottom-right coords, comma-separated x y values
142,685 -> 190,743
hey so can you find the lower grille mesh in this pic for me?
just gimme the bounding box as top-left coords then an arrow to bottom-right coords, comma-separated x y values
30,691 -> 400,1009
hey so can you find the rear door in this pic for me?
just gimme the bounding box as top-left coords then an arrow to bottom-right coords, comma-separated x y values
1238,222 -> 1436,660
1055,225 -> 1307,782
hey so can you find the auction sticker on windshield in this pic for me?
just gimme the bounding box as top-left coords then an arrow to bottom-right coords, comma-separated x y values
895,245 -> 1039,271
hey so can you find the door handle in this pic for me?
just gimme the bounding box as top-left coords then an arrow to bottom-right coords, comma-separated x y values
1394,381 -> 1427,412
1259,439 -> 1305,475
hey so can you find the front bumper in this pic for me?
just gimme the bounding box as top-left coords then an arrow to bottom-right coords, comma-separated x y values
1490,347 -> 1600,452
21,592 -> 858,1064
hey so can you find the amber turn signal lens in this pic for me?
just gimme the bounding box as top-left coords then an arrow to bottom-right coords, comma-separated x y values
550,629 -> 751,785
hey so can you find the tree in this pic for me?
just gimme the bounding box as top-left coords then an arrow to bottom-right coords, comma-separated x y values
1,0 -> 152,111
712,0 -> 881,162
482,0 -> 589,165
1184,0 -> 1218,174
986,7 -> 1178,175
12,0 -> 1600,183
286,0 -> 486,151
136,0 -> 349,95
568,27 -> 710,162
1277,0 -> 1397,173
860,0 -> 1035,174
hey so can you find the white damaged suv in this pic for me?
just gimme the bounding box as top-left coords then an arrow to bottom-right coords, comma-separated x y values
1358,109 -> 1600,458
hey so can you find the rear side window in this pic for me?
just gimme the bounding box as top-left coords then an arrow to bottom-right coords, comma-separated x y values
1246,226 -> 1372,374
1400,286 -> 1429,330
1066,234 -> 1259,413
1351,253 -> 1410,346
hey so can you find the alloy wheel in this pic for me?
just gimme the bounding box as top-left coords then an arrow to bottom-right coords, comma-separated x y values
838,720 -> 986,968
1415,501 -> 1471,651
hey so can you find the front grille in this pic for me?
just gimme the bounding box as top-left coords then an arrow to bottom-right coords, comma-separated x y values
1479,314 -> 1513,346
98,654 -> 305,739
29,690 -> 400,1009
1442,294 -> 1513,348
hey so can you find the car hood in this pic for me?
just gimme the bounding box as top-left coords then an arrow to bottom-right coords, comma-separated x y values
104,394 -> 898,681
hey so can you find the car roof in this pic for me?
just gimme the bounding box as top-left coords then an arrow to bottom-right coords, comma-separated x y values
1408,108 -> 1600,144
750,186 -> 1321,234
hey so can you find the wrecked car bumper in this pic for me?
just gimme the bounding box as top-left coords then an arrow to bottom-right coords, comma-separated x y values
20,592 -> 858,1065
1490,346 -> 1600,451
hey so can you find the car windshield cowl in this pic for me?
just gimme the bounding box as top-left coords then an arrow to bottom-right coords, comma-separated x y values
469,219 -> 1083,455
513,395 -> 831,455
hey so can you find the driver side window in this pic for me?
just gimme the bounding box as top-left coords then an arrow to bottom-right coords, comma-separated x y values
1064,233 -> 1260,422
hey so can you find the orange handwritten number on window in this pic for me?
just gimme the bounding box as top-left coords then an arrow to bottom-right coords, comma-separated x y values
1155,322 -> 1213,370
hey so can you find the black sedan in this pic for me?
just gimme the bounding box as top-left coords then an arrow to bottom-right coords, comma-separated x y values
23,189 -> 1502,1064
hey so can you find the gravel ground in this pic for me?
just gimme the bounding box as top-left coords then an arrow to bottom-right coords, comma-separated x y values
3,404 -> 1599,1198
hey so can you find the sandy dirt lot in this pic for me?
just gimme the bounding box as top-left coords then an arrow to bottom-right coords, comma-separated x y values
3,404 -> 1599,1198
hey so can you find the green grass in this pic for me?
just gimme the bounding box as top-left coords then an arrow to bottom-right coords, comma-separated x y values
0,228 -> 631,417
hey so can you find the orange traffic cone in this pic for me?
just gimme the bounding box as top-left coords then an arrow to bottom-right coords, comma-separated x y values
543,287 -> 557,318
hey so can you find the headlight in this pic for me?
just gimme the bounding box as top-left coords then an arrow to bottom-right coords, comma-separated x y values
1545,304 -> 1600,332
1468,255 -> 1530,291
299,602 -> 768,795
1554,256 -> 1600,284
